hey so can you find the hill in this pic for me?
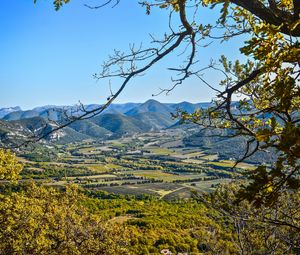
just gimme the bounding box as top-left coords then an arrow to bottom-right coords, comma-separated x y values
0,117 -> 90,146
3,110 -> 40,121
0,106 -> 22,118
69,120 -> 112,139
90,113 -> 152,136
125,99 -> 172,117
183,128 -> 277,164
167,101 -> 211,113
131,112 -> 176,130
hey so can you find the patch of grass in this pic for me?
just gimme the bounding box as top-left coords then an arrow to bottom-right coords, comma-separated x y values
67,174 -> 117,180
87,164 -> 109,172
127,170 -> 183,182
148,148 -> 174,155
110,142 -> 126,148
105,163 -> 122,170
182,159 -> 205,164
207,160 -> 255,169
200,154 -> 219,160
186,178 -> 232,192
207,160 -> 234,168
78,147 -> 103,155
183,151 -> 205,157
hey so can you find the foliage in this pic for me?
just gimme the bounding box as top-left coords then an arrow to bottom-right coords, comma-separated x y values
33,0 -> 70,11
0,150 -> 128,255
158,0 -> 299,205
0,149 -> 299,254
83,184 -> 300,254
84,191 -> 238,254
0,182 -> 129,255
207,182 -> 300,254
0,149 -> 22,183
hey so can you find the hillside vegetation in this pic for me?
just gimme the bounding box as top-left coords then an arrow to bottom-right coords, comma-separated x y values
0,150 -> 299,254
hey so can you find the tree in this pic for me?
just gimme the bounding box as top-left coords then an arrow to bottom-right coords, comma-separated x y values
0,149 -> 22,183
204,183 -> 300,254
32,0 -> 299,205
0,149 -> 129,255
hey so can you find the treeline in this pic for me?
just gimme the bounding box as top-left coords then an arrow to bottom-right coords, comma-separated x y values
173,176 -> 219,183
83,179 -> 164,188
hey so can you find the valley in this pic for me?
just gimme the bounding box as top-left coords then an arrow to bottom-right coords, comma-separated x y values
18,129 -> 250,199
0,99 -> 268,199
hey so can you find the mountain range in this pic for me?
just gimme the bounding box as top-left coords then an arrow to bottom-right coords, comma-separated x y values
0,106 -> 22,119
0,100 -> 208,121
0,100 -> 210,144
0,100 -> 278,164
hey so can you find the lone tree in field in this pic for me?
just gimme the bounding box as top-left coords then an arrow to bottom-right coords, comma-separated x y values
36,0 -> 299,205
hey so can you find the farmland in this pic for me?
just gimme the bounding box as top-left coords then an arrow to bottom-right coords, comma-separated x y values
18,128 -> 253,199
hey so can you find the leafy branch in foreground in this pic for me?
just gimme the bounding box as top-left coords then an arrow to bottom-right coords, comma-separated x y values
194,182 -> 300,253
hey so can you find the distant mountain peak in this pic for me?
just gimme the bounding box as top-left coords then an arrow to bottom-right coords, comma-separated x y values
0,106 -> 22,119
0,106 -> 21,111
125,99 -> 172,117
144,99 -> 160,104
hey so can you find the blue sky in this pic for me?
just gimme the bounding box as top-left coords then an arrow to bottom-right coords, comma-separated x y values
0,1 -> 245,109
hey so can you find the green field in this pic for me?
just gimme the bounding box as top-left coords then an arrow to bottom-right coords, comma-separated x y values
19,130 -> 253,199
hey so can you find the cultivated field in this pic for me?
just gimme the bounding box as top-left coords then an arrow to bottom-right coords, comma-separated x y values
19,129 -> 254,199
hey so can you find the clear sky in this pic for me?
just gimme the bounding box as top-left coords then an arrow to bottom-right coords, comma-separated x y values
0,0 -> 244,110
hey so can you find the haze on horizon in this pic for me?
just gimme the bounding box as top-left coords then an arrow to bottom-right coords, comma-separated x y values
1,99 -> 212,112
1,1 -> 244,110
